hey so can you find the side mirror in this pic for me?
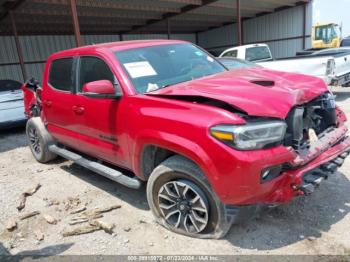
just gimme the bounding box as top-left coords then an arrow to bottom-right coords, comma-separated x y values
82,80 -> 121,99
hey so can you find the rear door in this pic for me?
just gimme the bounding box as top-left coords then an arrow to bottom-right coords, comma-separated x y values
42,57 -> 82,149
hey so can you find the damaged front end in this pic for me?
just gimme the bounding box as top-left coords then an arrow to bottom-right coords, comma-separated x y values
265,92 -> 350,203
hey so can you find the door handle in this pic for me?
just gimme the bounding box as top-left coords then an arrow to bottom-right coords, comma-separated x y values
72,105 -> 85,115
43,100 -> 52,107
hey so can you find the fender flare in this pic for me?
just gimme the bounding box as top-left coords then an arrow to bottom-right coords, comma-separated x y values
132,129 -> 220,186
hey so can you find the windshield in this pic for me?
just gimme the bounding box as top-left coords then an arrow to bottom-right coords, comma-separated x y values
115,43 -> 226,94
218,58 -> 258,70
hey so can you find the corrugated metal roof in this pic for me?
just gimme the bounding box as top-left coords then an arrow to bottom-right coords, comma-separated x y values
0,0 -> 310,35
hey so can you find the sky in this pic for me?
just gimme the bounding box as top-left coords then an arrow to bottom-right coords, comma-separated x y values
313,0 -> 350,37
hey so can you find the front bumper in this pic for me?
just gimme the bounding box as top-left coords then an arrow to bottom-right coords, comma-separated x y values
211,125 -> 350,206
264,134 -> 350,204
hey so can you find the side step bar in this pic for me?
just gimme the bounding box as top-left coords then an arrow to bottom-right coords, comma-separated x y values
49,145 -> 142,189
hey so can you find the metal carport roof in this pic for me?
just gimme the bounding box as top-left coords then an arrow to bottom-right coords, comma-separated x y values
0,0 -> 310,36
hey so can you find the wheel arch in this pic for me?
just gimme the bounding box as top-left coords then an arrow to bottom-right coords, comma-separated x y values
133,132 -> 217,183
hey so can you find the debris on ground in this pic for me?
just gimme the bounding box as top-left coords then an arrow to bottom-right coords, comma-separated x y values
69,218 -> 89,225
123,227 -> 131,232
70,206 -> 86,214
17,183 -> 41,211
81,205 -> 121,217
43,197 -> 60,207
43,214 -> 57,224
89,220 -> 115,234
19,211 -> 40,220
62,225 -> 101,237
6,218 -> 17,231
69,213 -> 103,224
63,196 -> 81,211
34,230 -> 44,241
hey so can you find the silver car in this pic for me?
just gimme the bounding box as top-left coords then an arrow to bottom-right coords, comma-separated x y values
0,80 -> 27,129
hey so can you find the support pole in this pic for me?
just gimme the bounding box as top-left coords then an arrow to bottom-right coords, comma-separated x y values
236,0 -> 242,46
302,3 -> 307,50
10,11 -> 27,81
167,19 -> 171,39
70,0 -> 82,47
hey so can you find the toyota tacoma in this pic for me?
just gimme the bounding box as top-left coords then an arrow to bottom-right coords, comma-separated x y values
22,40 -> 350,239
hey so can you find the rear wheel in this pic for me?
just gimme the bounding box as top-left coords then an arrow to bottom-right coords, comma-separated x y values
26,117 -> 56,163
147,155 -> 238,239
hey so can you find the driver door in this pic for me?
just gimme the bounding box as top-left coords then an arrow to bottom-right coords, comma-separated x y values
75,56 -> 128,167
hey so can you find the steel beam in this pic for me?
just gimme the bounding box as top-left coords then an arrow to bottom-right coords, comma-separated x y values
167,19 -> 171,39
28,0 -> 181,14
0,0 -> 26,22
9,11 -> 27,81
236,0 -> 242,46
70,0 -> 82,47
122,0 -> 220,34
302,2 -> 307,49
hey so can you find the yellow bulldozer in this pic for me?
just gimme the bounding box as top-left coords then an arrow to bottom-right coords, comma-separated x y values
312,23 -> 342,49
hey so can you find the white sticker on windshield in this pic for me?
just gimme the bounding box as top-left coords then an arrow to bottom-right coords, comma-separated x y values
147,83 -> 159,92
124,61 -> 157,78
207,56 -> 214,62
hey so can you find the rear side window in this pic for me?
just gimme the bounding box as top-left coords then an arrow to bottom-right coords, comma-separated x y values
245,47 -> 271,62
48,58 -> 74,92
78,56 -> 114,92
222,50 -> 238,58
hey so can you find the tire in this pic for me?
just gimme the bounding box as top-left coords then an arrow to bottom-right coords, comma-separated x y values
26,117 -> 57,163
147,155 -> 239,239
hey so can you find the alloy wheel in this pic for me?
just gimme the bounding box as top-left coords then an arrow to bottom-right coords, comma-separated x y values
158,180 -> 209,234
28,127 -> 41,155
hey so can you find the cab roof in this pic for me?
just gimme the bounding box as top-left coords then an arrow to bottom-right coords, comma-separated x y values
50,39 -> 187,58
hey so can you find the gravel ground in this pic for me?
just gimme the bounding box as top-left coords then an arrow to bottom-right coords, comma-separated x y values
0,90 -> 350,256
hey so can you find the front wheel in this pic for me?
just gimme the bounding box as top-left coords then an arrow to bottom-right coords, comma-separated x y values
147,155 -> 238,239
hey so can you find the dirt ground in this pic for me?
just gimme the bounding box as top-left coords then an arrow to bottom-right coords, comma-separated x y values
0,90 -> 350,257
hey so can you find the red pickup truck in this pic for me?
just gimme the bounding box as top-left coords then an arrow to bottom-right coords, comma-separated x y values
22,40 -> 350,239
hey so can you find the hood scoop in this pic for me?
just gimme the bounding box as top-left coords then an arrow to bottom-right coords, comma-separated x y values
250,80 -> 275,87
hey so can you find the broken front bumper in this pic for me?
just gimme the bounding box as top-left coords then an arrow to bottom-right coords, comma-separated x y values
264,126 -> 350,204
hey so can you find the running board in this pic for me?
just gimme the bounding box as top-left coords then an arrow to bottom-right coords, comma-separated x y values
49,145 -> 141,189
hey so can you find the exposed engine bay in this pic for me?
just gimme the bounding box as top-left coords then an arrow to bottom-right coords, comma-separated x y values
285,92 -> 337,152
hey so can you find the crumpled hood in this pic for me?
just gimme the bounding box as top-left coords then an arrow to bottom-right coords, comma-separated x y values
147,68 -> 328,119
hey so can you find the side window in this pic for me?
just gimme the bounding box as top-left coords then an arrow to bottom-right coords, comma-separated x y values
79,56 -> 115,92
48,58 -> 74,91
223,50 -> 238,58
315,27 -> 322,40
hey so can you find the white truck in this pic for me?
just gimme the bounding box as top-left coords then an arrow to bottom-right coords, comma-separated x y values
219,44 -> 350,87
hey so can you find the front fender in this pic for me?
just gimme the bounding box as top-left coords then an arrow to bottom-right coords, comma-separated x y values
132,129 -> 219,185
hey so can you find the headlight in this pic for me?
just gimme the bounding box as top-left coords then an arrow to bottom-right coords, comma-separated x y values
210,121 -> 287,150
